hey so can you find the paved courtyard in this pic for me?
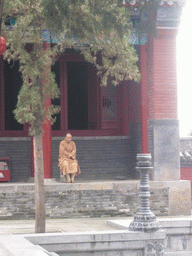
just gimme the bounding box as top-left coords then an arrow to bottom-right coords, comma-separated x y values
0,215 -> 192,235
0,217 -> 127,235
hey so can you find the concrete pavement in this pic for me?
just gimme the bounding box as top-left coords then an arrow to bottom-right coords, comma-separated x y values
0,217 -> 128,235
0,215 -> 192,235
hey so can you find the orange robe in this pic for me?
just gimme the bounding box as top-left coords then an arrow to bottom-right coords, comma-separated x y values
58,140 -> 81,176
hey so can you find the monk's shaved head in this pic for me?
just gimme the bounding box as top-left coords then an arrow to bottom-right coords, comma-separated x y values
65,133 -> 72,143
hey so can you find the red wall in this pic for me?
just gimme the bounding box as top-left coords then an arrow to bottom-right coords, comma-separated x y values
148,29 -> 178,120
181,167 -> 192,199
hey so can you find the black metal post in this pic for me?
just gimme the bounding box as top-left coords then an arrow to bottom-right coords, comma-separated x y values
129,153 -> 161,232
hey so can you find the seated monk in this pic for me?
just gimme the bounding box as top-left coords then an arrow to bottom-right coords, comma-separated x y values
58,133 -> 81,183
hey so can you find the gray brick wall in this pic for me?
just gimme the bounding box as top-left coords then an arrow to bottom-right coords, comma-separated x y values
0,138 -> 31,182
52,137 -> 132,180
0,136 -> 133,182
0,182 -> 169,220
129,122 -> 142,179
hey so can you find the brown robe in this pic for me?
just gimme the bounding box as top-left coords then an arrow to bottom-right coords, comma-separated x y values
58,140 -> 81,176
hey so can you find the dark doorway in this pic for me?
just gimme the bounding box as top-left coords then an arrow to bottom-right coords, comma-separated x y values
51,61 -> 60,130
67,62 -> 88,130
4,60 -> 23,130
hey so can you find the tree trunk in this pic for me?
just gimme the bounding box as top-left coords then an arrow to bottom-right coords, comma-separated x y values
33,134 -> 46,233
0,0 -> 4,36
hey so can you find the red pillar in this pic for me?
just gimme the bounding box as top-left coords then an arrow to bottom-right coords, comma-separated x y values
42,42 -> 52,179
140,44 -> 149,153
42,98 -> 52,179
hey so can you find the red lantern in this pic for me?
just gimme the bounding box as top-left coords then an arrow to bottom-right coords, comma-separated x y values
0,37 -> 7,55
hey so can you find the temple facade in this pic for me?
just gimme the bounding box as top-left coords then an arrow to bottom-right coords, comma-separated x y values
0,0 -> 185,182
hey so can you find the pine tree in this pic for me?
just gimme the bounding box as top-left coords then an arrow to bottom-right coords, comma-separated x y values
1,0 -> 157,233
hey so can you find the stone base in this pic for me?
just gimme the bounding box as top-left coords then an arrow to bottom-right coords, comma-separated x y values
129,211 -> 161,232
150,180 -> 191,216
148,119 -> 180,181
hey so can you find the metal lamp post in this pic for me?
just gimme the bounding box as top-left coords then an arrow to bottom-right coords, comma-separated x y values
129,153 -> 161,232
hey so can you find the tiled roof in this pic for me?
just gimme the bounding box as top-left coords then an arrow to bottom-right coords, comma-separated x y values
123,0 -> 186,6
180,137 -> 192,166
124,0 -> 184,28
180,151 -> 192,162
159,0 -> 186,5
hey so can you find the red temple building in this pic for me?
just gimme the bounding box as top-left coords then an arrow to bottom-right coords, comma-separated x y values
0,0 -> 185,182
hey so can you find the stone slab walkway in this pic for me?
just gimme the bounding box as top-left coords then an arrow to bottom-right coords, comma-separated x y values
0,215 -> 192,235
0,217 -> 128,235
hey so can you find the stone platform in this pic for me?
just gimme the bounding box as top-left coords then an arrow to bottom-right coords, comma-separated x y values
107,217 -> 192,255
0,230 -> 166,256
0,180 -> 191,219
1,217 -> 192,255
